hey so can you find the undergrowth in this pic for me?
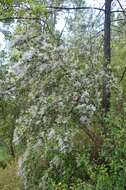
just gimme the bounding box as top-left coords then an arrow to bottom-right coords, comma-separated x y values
0,160 -> 21,190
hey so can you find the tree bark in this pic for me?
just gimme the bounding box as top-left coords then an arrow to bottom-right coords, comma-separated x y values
102,0 -> 112,113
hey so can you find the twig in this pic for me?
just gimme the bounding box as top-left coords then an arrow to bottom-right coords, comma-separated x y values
119,67 -> 126,83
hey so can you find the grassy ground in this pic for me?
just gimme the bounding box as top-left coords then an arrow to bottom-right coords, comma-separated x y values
0,148 -> 21,190
0,161 -> 21,190
0,148 -> 8,161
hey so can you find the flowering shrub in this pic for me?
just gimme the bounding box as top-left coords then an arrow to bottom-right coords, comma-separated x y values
0,0 -> 126,189
10,22 -> 102,188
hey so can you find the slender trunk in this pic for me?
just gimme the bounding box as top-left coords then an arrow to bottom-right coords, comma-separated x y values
10,141 -> 15,158
102,0 -> 112,113
10,127 -> 15,158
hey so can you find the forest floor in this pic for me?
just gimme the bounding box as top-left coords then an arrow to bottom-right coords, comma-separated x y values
0,161 -> 20,190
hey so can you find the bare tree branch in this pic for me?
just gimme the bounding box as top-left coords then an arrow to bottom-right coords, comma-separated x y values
112,18 -> 126,22
89,3 -> 105,29
46,6 -> 105,12
111,10 -> 126,13
0,16 -> 41,21
116,0 -> 126,18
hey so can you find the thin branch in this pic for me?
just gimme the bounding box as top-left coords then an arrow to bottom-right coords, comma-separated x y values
112,18 -> 126,22
91,29 -> 104,40
112,28 -> 123,33
47,6 -> 105,12
111,24 -> 123,33
96,3 -> 105,17
57,17 -> 68,46
0,16 -> 41,21
116,0 -> 126,18
111,10 -> 126,13
119,67 -> 126,83
115,0 -> 126,30
91,3 -> 105,28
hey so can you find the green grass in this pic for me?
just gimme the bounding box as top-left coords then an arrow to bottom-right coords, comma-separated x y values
0,148 -> 9,161
0,161 -> 21,190
0,148 -> 21,189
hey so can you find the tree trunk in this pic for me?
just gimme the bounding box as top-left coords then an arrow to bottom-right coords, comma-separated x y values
102,0 -> 112,113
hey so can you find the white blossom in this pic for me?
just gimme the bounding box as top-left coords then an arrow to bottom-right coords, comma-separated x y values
48,129 -> 55,140
80,115 -> 90,125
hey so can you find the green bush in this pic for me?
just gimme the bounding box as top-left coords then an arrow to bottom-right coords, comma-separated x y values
17,110 -> 126,190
